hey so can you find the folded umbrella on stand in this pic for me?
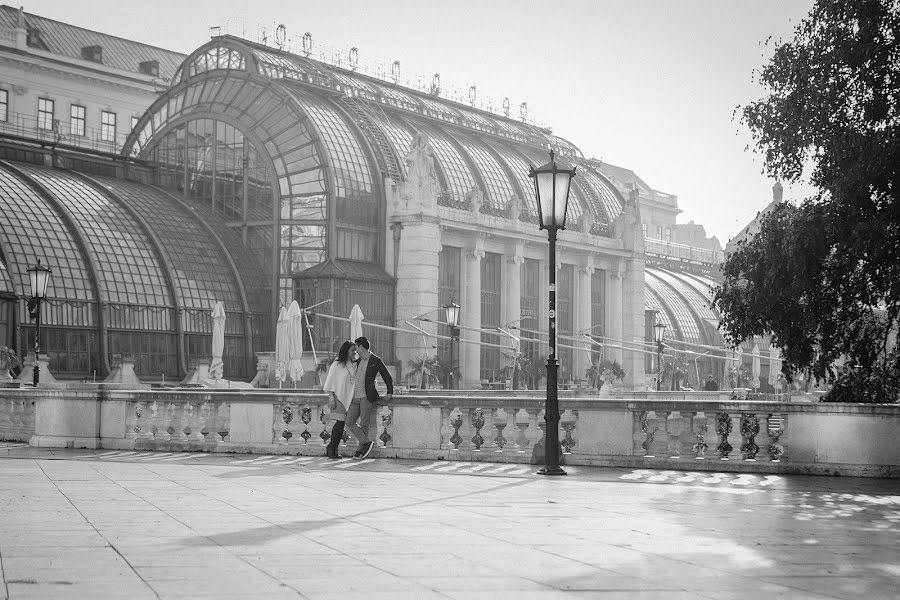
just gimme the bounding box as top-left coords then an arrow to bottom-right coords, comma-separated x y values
274,305 -> 289,388
286,300 -> 305,387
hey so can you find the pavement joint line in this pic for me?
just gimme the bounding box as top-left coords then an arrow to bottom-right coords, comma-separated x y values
455,463 -> 496,473
333,458 -> 375,469
411,461 -> 446,471
482,464 -> 520,474
156,453 -> 208,462
233,455 -> 279,464
435,462 -> 472,472
132,452 -> 176,461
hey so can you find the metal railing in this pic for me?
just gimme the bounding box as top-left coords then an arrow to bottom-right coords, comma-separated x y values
644,237 -> 724,265
0,111 -> 132,154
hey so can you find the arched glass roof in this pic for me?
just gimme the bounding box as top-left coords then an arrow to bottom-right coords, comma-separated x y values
0,163 -> 95,305
645,269 -> 702,344
157,37 -> 625,237
0,161 -> 266,331
16,164 -> 172,307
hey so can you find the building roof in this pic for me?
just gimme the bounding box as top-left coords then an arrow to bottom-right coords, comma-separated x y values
0,159 -> 267,329
127,36 -> 626,234
0,5 -> 185,81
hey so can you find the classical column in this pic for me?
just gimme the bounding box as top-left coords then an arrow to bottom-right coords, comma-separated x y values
607,266 -> 624,365
622,257 -> 647,390
573,260 -> 594,385
461,245 -> 484,389
502,249 -> 524,386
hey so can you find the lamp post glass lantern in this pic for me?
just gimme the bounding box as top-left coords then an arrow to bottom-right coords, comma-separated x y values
443,302 -> 460,389
26,259 -> 52,386
654,322 -> 666,392
529,150 -> 576,476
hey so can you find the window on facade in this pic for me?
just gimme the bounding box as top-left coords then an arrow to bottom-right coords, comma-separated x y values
520,258 -> 541,381
0,89 -> 7,122
131,115 -> 140,131
37,98 -> 54,130
590,269 -> 606,366
642,222 -> 648,238
480,252 -> 502,382
557,264 -> 574,383
665,228 -> 672,243
70,104 -> 85,137
437,246 -> 461,368
100,110 -> 116,142
656,225 -> 663,239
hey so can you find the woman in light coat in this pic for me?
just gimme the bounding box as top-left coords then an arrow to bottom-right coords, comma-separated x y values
322,340 -> 358,459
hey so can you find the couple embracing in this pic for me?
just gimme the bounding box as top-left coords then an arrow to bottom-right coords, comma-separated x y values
322,336 -> 393,460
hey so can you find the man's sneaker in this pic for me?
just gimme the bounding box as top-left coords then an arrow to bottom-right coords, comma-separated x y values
361,441 -> 374,459
352,446 -> 365,459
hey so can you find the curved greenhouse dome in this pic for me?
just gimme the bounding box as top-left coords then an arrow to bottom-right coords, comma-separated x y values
122,36 -> 626,360
0,160 -> 269,380
644,266 -> 776,388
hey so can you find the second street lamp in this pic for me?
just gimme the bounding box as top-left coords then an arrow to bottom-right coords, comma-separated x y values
654,321 -> 666,392
26,259 -> 52,387
443,302 -> 460,390
529,150 -> 576,477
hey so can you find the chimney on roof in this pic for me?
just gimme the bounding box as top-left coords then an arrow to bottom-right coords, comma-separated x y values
139,60 -> 159,77
81,45 -> 103,63
773,181 -> 783,202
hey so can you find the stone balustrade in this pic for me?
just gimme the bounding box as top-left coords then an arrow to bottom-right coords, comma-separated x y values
1,387 -> 897,477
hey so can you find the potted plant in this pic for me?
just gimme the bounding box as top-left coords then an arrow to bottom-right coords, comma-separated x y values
0,346 -> 18,381
406,355 -> 441,389
585,358 -> 626,390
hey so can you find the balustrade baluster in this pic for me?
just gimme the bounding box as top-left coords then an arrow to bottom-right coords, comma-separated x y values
560,409 -> 578,454
163,402 -> 177,440
447,407 -> 464,451
514,408 -> 531,453
470,408 -> 486,451
639,411 -> 659,457
740,413 -> 760,460
274,402 -> 291,444
215,402 -> 230,443
299,405 -> 313,444
198,401 -> 214,443
378,405 -> 393,447
766,413 -> 785,461
148,401 -> 164,441
691,411 -> 708,459
666,411 -> 683,458
715,412 -> 733,460
492,408 -> 508,452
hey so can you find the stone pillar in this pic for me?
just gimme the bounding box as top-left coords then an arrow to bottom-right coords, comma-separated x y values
606,266 -> 624,365
502,247 -> 524,366
461,245 -> 484,389
573,260 -> 594,385
622,257 -> 647,390
389,136 -> 441,386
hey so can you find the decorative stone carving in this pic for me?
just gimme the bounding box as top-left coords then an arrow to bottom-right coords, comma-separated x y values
470,407 -> 486,450
508,194 -> 522,222
612,188 -> 644,251
740,413 -> 760,460
466,185 -> 484,214
716,412 -> 733,460
766,413 -> 785,461
404,133 -> 436,185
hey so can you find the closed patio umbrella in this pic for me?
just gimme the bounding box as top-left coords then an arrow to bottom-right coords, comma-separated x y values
751,342 -> 761,390
274,305 -> 289,386
286,300 -> 305,385
768,346 -> 782,389
349,304 -> 364,341
210,301 -> 226,380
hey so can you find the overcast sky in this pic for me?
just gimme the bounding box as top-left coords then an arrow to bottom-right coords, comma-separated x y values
29,0 -> 816,243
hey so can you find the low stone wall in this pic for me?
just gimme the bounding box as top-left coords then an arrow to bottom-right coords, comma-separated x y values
2,387 -> 898,477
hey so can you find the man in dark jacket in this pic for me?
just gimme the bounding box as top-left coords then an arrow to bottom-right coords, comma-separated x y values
346,336 -> 393,459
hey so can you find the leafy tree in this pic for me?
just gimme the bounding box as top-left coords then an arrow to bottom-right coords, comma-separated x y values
716,0 -> 900,402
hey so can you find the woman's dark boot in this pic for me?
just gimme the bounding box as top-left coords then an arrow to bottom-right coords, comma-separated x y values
326,420 -> 345,459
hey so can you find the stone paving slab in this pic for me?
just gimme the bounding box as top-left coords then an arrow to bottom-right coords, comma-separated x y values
0,450 -> 898,599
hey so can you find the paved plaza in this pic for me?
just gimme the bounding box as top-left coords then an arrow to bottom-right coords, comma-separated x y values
0,443 -> 898,600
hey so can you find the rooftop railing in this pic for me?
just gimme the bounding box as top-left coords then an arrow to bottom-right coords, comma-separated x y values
0,111 -> 132,155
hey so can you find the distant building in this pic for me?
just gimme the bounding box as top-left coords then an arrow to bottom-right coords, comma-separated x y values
0,6 -> 762,390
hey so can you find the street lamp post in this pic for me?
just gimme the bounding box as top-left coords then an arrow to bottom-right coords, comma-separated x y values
26,260 -> 52,387
654,321 -> 666,392
529,150 -> 576,477
443,302 -> 460,390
